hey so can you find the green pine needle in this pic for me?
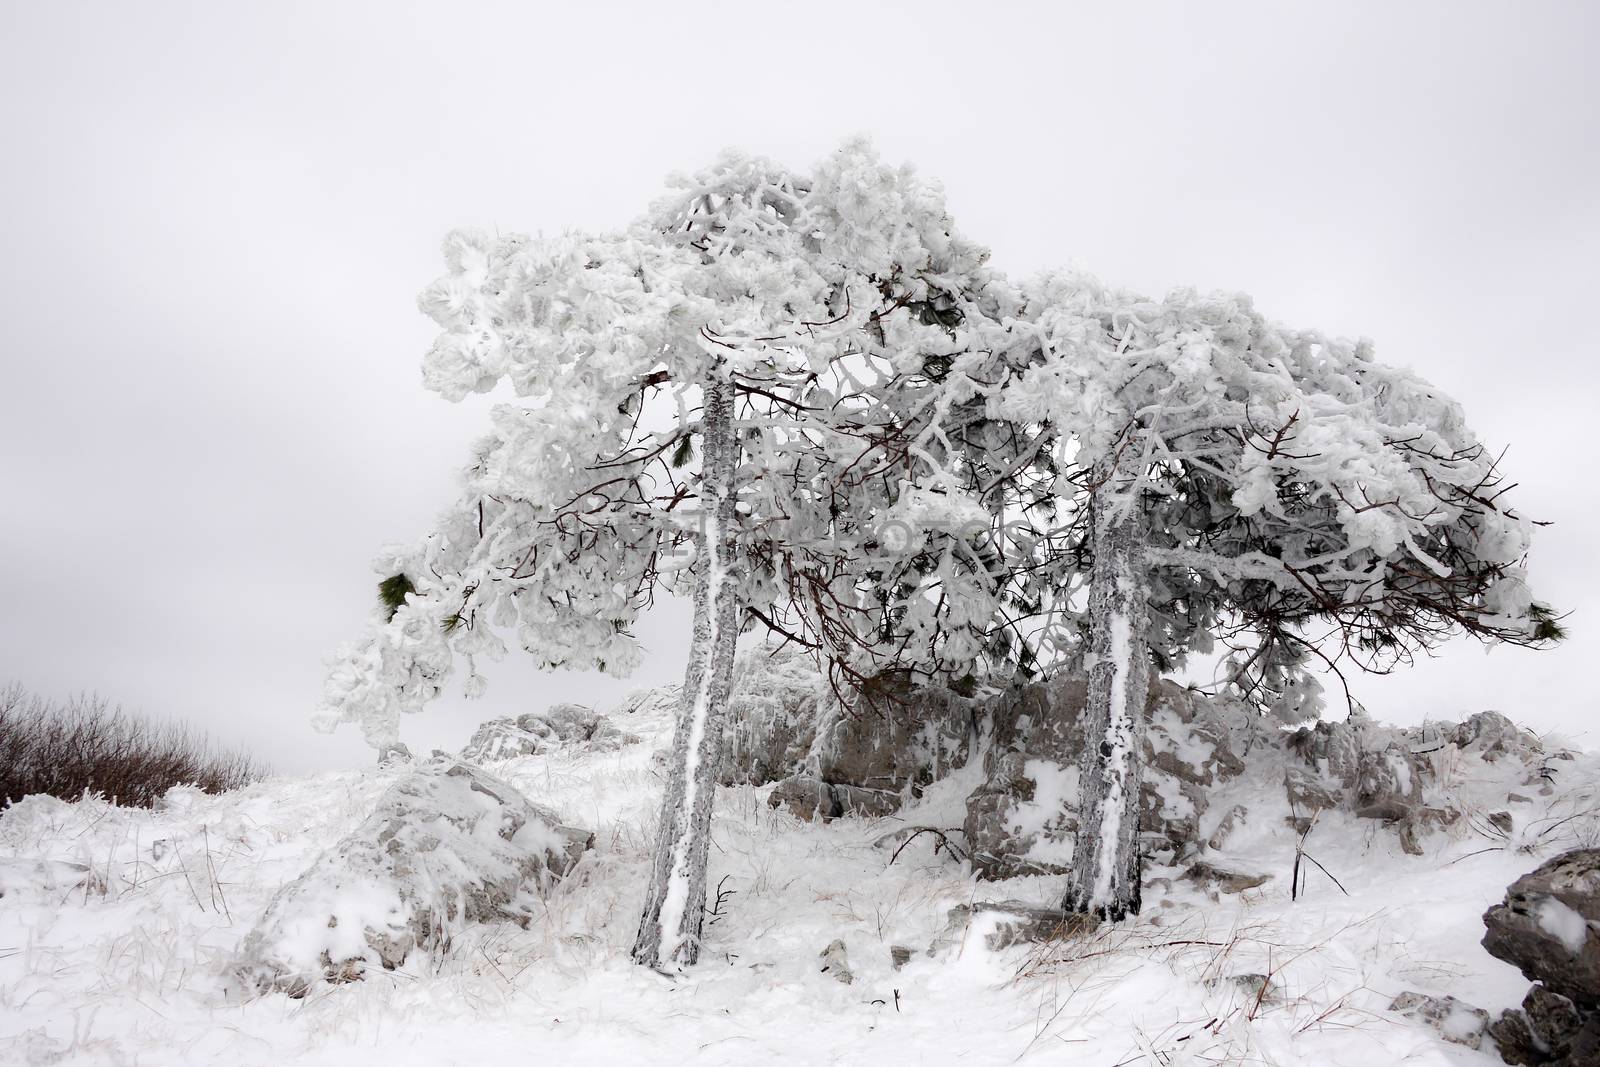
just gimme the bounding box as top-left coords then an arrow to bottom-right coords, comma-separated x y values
377,573 -> 415,621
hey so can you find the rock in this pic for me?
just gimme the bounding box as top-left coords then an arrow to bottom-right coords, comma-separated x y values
1141,767 -> 1206,860
962,753 -> 1077,879
1285,766 -> 1343,821
230,759 -> 592,997
812,677 -> 977,794
719,645 -> 832,786
963,674 -> 1220,879
1524,984 -> 1585,1050
611,684 -> 682,718
1483,849 -> 1600,1010
462,718 -> 548,762
1488,811 -> 1516,835
1205,973 -> 1283,1004
1147,702 -> 1245,786
1355,744 -> 1425,821
1455,712 -> 1544,763
1205,805 -> 1249,852
1289,719 -> 1362,788
768,776 -> 838,821
1509,793 -> 1535,805
1490,1005 -> 1547,1066
890,945 -> 913,970
377,741 -> 412,765
1388,991 -> 1491,1050
1398,807 -> 1462,856
819,939 -> 853,984
768,777 -> 900,822
535,703 -> 599,741
831,782 -> 902,818
465,705 -> 639,763
1182,860 -> 1271,895
931,900 -> 1098,954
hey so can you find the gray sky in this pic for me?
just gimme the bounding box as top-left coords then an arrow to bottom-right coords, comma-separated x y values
2,1 -> 1594,772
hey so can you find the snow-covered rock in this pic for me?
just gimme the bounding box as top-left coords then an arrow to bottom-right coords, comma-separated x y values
1386,991 -> 1491,1049
230,759 -> 593,997
1489,984 -> 1590,1066
461,704 -> 640,763
964,676 -> 1243,877
1482,848 -> 1600,1011
930,900 -> 1098,954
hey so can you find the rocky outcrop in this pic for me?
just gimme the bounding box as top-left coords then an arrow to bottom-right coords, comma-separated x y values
1355,744 -> 1427,821
719,646 -> 835,787
1483,849 -> 1600,1066
462,704 -> 640,763
963,676 -> 1246,878
1483,849 -> 1600,1010
231,760 -> 592,997
1456,712 -> 1545,764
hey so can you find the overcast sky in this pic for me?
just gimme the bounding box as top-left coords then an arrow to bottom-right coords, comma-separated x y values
2,1 -> 1594,772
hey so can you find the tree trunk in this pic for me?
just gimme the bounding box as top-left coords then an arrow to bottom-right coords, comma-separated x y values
1062,464 -> 1149,921
631,369 -> 740,970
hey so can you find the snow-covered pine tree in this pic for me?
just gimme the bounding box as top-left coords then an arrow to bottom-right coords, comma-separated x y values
997,276 -> 1560,921
315,142 -> 1026,969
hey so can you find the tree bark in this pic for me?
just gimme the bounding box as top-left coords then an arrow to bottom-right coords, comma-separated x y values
1062,462 -> 1149,921
631,369 -> 740,970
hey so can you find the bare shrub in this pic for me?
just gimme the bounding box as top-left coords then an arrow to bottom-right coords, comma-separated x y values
0,683 -> 263,808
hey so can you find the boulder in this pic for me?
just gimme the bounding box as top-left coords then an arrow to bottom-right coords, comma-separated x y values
462,717 -> 549,762
963,675 -> 1231,878
767,776 -> 901,822
377,741 -> 412,765
464,705 -> 640,763
1355,744 -> 1425,821
1387,991 -> 1491,1050
1181,860 -> 1271,896
811,680 -> 977,794
1482,849 -> 1600,1010
1205,804 -> 1250,852
1489,985 -> 1589,1066
719,645 -> 833,787
1397,806 -> 1462,856
1455,712 -> 1544,763
1289,718 -> 1363,789
818,939 -> 853,984
768,776 -> 838,821
230,760 -> 592,997
930,900 -> 1099,954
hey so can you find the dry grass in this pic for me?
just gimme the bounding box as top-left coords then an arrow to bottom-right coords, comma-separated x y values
0,683 -> 264,808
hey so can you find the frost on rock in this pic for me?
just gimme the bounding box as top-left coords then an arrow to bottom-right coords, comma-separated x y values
230,759 -> 593,997
719,644 -> 836,788
461,704 -> 641,763
1387,992 -> 1491,1050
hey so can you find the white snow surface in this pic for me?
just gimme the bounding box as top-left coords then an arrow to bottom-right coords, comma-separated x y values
1,694 -> 1596,1066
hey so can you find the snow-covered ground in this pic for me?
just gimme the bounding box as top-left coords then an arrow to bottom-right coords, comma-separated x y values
1,696 -> 1594,1066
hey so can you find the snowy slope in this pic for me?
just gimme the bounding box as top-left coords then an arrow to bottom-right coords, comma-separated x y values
0,695 -> 1594,1066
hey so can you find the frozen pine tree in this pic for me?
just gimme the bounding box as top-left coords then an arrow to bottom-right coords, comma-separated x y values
315,142 -> 1027,969
994,276 -> 1560,920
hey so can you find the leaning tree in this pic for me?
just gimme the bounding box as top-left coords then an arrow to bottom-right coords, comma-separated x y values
993,273 -> 1561,920
316,143 -> 1027,969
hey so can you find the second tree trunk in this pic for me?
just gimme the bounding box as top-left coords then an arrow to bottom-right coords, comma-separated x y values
631,369 -> 740,970
1062,469 -> 1149,921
